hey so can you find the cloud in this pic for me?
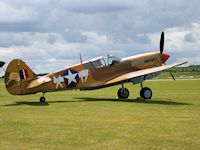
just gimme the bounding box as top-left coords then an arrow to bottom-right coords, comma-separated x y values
0,0 -> 200,76
47,34 -> 57,44
184,33 -> 197,43
0,1 -> 38,23
59,0 -> 132,13
62,29 -> 87,43
0,33 -> 33,47
0,22 -> 42,32
82,31 -> 108,44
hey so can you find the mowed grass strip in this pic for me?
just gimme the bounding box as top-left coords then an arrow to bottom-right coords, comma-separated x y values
0,79 -> 200,150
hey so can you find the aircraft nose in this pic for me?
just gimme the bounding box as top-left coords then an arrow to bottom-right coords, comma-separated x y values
162,53 -> 170,62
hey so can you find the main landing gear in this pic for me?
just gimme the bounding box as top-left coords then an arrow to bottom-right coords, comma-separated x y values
118,88 -> 129,99
117,84 -> 129,99
40,92 -> 46,102
140,83 -> 152,99
117,83 -> 152,100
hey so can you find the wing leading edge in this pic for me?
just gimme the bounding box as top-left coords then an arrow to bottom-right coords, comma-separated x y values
106,61 -> 187,85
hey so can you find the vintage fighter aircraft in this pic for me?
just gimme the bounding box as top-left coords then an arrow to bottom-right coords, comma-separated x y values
1,32 -> 186,102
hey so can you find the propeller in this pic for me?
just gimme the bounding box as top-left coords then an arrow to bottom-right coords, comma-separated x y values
159,32 -> 176,80
160,32 -> 164,54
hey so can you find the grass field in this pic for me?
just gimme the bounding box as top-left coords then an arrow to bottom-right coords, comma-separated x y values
157,72 -> 200,79
0,79 -> 200,150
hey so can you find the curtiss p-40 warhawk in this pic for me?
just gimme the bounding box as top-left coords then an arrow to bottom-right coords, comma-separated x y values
0,32 -> 187,102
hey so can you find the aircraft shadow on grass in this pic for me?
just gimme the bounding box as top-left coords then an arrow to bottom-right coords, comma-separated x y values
2,100 -> 70,106
3,98 -> 191,106
75,97 -> 192,105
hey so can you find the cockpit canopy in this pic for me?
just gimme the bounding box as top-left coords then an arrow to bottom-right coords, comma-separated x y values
83,55 -> 121,70
108,55 -> 121,66
83,57 -> 106,70
89,57 -> 106,68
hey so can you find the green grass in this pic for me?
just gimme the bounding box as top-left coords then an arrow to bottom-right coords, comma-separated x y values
0,79 -> 200,150
157,72 -> 200,79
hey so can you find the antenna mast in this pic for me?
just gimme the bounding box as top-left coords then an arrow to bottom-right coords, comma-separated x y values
79,53 -> 83,64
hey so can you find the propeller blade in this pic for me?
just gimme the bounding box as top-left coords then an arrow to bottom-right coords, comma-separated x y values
160,32 -> 164,54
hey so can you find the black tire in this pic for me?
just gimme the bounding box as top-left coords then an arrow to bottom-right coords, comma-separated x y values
117,88 -> 129,99
40,96 -> 46,102
140,87 -> 152,99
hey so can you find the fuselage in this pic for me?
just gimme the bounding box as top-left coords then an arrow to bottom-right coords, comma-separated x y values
29,52 -> 169,93
5,52 -> 169,95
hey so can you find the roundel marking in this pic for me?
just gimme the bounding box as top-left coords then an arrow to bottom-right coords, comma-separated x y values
63,69 -> 80,88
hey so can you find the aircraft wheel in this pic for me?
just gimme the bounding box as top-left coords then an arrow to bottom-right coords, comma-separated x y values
118,88 -> 129,99
40,96 -> 46,102
140,87 -> 152,100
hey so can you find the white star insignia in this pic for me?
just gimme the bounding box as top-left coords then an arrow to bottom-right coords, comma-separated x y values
53,75 -> 64,89
64,70 -> 78,85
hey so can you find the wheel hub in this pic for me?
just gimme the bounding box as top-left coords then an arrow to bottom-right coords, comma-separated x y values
144,90 -> 151,98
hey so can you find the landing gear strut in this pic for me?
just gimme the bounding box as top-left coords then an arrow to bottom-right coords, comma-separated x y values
40,92 -> 46,102
140,83 -> 152,100
117,84 -> 129,99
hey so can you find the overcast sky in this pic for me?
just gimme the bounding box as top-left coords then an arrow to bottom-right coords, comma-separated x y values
0,0 -> 200,75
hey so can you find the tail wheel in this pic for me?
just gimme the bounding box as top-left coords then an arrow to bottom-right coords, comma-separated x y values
140,87 -> 152,100
40,96 -> 46,102
118,88 -> 129,99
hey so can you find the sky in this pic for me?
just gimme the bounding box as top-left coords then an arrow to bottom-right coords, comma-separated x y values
0,0 -> 200,75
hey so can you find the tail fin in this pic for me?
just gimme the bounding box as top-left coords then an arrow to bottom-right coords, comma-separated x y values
5,59 -> 37,95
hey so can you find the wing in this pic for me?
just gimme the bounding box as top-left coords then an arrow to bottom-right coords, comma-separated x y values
106,62 -> 187,85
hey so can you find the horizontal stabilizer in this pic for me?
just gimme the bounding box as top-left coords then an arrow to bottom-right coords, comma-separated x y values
0,61 -> 5,68
27,76 -> 52,89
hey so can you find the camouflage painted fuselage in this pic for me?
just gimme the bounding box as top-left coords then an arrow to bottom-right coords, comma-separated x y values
5,52 -> 166,95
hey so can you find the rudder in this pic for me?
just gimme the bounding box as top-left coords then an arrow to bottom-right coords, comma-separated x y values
5,59 -> 37,95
